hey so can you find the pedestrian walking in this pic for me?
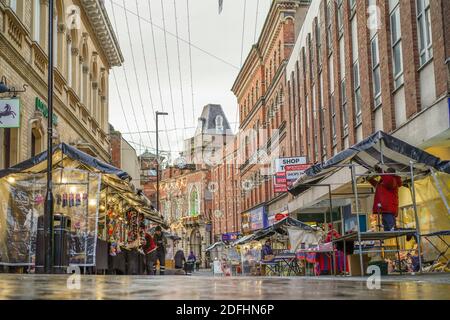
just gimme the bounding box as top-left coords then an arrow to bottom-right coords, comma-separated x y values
186,251 -> 196,275
153,226 -> 167,275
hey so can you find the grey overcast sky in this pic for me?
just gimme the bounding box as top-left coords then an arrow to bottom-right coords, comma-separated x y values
105,0 -> 271,161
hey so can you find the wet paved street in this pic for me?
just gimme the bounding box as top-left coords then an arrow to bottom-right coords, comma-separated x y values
0,273 -> 449,300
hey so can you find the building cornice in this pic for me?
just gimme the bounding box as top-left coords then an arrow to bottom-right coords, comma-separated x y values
80,0 -> 124,67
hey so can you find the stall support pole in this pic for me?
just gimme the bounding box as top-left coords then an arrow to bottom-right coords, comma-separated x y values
44,0 -> 55,274
351,164 -> 364,277
341,207 -> 347,275
328,185 -> 337,276
409,161 -> 423,273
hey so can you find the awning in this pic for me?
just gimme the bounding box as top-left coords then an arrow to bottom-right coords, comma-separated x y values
289,131 -> 450,196
252,217 -> 317,241
0,143 -> 129,180
206,241 -> 226,252
231,217 -> 317,245
0,143 -> 166,226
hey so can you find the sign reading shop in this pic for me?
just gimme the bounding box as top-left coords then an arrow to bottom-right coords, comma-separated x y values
0,98 -> 20,128
35,97 -> 58,126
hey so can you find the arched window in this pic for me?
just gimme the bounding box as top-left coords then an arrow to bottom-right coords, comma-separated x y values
215,115 -> 224,132
255,81 -> 259,99
189,187 -> 199,217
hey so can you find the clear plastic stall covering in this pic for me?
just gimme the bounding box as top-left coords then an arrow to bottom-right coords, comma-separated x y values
240,242 -> 262,276
287,227 -> 323,252
0,168 -> 101,267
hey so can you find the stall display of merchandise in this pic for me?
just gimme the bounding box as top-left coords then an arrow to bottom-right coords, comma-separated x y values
0,143 -> 166,273
0,168 -> 101,268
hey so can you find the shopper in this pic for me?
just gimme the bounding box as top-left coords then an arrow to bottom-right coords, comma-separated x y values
261,240 -> 274,260
142,230 -> 157,275
153,226 -> 167,275
368,166 -> 402,231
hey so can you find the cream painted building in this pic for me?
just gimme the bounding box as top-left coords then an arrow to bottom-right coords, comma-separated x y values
0,0 -> 123,167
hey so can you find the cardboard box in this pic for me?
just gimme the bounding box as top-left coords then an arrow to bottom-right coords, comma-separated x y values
348,254 -> 370,276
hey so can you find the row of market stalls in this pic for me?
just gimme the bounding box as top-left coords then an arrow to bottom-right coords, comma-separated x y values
0,143 -> 167,274
208,132 -> 450,277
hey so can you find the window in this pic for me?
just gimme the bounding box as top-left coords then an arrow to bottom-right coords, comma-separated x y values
353,61 -> 362,126
326,1 -> 333,52
341,79 -> 349,136
316,20 -> 322,67
416,0 -> 432,66
337,0 -> 344,36
53,15 -> 58,68
331,94 -> 337,145
10,0 -> 16,12
215,115 -> 224,132
371,35 -> 382,108
390,3 -> 404,89
33,0 -> 40,43
189,187 -> 199,216
67,41 -> 72,86
349,0 -> 357,15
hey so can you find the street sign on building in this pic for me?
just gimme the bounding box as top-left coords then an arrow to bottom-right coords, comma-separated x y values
0,98 -> 20,128
285,164 -> 311,187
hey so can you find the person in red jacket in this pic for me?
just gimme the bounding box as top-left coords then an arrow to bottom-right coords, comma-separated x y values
142,231 -> 157,275
368,166 -> 402,231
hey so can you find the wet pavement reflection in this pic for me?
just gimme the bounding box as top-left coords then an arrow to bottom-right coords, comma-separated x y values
0,274 -> 449,300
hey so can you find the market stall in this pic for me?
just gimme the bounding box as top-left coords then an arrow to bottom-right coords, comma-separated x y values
0,143 -> 166,274
289,131 -> 450,276
231,217 -> 322,276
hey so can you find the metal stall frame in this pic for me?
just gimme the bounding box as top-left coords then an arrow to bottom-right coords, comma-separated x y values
294,163 -> 427,277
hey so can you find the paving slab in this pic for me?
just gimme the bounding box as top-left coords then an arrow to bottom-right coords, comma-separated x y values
0,273 -> 449,300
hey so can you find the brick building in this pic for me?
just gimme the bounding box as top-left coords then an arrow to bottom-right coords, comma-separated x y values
160,167 -> 212,266
229,0 -> 310,236
286,0 -> 450,214
0,0 -> 122,168
210,136 -> 241,241
110,124 -> 140,189
160,104 -> 233,265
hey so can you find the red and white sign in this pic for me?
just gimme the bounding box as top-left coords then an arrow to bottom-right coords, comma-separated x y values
273,157 -> 309,193
285,164 -> 311,187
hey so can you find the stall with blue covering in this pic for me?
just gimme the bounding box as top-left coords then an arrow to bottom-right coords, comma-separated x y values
0,143 -> 166,274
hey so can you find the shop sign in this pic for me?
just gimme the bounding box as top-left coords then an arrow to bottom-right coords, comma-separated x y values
285,164 -> 311,187
221,232 -> 239,242
0,98 -> 20,128
247,206 -> 268,231
273,157 -> 307,173
268,206 -> 288,226
35,97 -> 58,126
273,157 -> 307,193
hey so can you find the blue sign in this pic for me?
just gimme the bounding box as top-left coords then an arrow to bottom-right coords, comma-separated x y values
222,232 -> 239,242
248,206 -> 268,231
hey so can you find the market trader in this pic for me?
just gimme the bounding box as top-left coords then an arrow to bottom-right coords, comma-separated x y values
368,166 -> 402,231
153,226 -> 167,275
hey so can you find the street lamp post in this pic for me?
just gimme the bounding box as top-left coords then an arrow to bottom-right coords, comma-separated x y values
156,111 -> 168,213
44,0 -> 55,274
